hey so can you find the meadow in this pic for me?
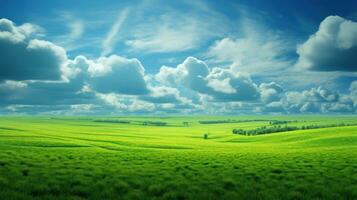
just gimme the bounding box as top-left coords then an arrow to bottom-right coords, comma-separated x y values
0,115 -> 356,200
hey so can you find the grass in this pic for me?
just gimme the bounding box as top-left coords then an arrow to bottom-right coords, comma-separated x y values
0,115 -> 356,199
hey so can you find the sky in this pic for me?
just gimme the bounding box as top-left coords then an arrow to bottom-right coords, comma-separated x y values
0,0 -> 357,115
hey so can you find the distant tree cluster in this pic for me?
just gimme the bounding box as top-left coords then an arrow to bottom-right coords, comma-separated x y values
93,119 -> 168,126
199,119 -> 269,124
142,121 -> 167,126
233,123 -> 357,136
269,120 -> 298,125
93,119 -> 131,124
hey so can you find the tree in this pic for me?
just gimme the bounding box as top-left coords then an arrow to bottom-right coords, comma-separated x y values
203,133 -> 209,139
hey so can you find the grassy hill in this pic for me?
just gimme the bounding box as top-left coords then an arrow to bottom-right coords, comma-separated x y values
0,116 -> 356,199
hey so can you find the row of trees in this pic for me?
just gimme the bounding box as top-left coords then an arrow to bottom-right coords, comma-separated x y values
198,119 -> 270,124
269,120 -> 299,125
233,123 -> 357,136
142,121 -> 167,126
93,119 -> 167,126
93,119 -> 131,124
198,119 -> 304,125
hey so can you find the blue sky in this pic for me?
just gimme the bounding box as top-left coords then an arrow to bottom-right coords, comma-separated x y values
0,0 -> 357,115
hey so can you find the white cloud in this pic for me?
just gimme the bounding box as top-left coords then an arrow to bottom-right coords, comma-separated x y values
299,102 -> 321,113
124,5 -> 228,53
102,8 -> 129,56
53,12 -> 84,51
70,104 -> 95,113
0,18 -> 68,81
350,81 -> 357,91
0,80 -> 27,90
1,15 -> 356,115
259,82 -> 284,103
69,55 -> 149,95
283,87 -> 339,106
128,100 -> 155,112
206,17 -> 293,74
207,78 -> 235,94
326,102 -> 353,113
96,93 -> 127,110
125,18 -> 201,53
87,55 -> 148,95
140,86 -> 189,104
95,93 -> 156,113
277,86 -> 357,114
0,18 -> 42,42
155,65 -> 181,86
349,81 -> 357,107
264,101 -> 285,113
296,15 -> 357,71
206,67 -> 260,101
156,56 -> 260,102
67,20 -> 84,40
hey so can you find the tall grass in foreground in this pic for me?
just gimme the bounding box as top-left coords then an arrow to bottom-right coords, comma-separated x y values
0,115 -> 356,200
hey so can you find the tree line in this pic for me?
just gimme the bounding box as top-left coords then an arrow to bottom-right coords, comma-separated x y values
198,119 -> 270,124
93,119 -> 167,126
233,123 -> 357,136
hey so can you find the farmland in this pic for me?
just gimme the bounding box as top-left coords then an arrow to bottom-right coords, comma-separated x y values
0,115 -> 357,200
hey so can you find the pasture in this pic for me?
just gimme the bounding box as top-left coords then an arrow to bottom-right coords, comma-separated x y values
0,115 -> 356,199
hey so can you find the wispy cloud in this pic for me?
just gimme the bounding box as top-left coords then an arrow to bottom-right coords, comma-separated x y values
125,17 -> 201,53
124,1 -> 229,54
67,20 -> 84,40
206,10 -> 295,76
101,8 -> 129,56
53,12 -> 84,51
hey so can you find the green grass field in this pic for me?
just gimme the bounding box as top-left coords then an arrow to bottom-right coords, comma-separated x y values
0,116 -> 357,200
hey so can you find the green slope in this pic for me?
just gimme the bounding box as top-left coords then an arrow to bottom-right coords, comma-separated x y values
0,116 -> 356,199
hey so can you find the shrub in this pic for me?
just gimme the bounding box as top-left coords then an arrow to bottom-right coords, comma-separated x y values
203,133 -> 209,139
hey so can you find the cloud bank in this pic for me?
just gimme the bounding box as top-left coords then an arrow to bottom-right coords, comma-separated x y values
0,16 -> 356,115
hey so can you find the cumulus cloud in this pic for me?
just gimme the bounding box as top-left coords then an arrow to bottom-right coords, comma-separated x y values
206,67 -> 260,101
95,93 -> 156,113
349,81 -> 357,107
0,18 -> 68,81
1,16 -> 356,115
283,87 -> 339,106
299,102 -> 321,113
0,53 -> 95,107
128,100 -> 155,113
140,86 -> 188,104
156,57 -> 260,102
155,57 -> 209,92
96,93 -> 127,110
86,55 -> 148,95
70,104 -> 96,114
296,15 -> 357,71
259,82 -> 284,103
278,86 -> 357,114
326,102 -> 353,113
263,101 -> 286,113
0,80 -> 95,106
